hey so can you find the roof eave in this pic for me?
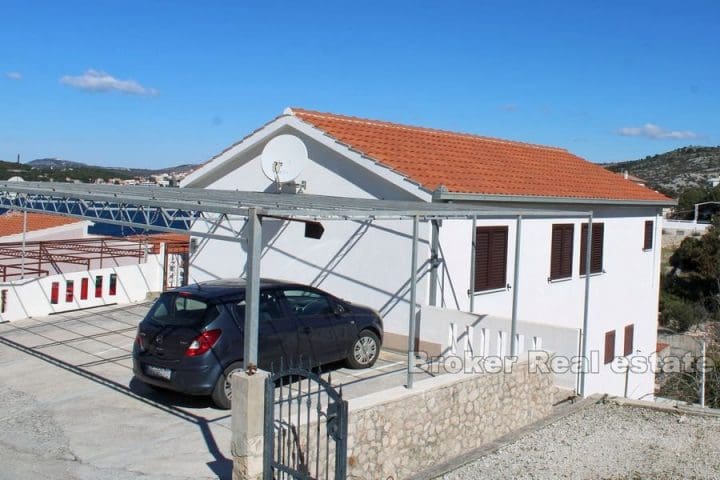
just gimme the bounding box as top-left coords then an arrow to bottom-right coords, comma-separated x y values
433,191 -> 677,207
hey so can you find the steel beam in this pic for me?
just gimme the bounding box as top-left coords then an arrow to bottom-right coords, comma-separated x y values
579,212 -> 593,397
243,208 -> 262,369
428,220 -> 440,306
406,215 -> 419,389
468,216 -> 477,312
510,215 -> 522,357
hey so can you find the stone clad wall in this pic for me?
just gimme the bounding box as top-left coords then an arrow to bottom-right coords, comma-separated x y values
345,361 -> 555,480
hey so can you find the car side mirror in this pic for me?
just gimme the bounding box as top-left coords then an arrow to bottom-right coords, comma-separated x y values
332,303 -> 345,316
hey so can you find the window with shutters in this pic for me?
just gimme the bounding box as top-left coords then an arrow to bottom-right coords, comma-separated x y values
474,226 -> 508,292
580,222 -> 604,275
643,220 -> 654,250
604,330 -> 616,364
624,324 -> 634,356
550,224 -> 574,280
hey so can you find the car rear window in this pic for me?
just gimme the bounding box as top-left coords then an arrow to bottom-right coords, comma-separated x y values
146,293 -> 216,327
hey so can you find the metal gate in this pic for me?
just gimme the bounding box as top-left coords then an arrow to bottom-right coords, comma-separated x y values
263,368 -> 348,480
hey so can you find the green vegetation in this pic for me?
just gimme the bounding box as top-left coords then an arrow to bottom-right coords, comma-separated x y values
0,159 -> 196,184
0,159 -> 134,183
660,217 -> 720,331
657,341 -> 720,407
658,221 -> 720,407
671,185 -> 720,220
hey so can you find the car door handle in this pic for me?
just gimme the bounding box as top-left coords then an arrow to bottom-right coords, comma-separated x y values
300,326 -> 312,334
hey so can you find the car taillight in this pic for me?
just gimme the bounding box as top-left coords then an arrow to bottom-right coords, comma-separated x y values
135,333 -> 144,350
185,329 -> 222,357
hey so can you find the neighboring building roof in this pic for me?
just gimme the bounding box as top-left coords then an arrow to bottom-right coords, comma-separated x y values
617,171 -> 647,186
0,211 -> 87,237
289,108 -> 670,203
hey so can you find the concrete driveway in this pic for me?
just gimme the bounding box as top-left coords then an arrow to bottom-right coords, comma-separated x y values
0,302 -> 420,479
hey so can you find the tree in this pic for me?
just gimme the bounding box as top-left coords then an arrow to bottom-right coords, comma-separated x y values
667,216 -> 720,320
674,185 -> 720,221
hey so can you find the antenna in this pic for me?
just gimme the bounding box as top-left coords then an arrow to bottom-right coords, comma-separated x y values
260,134 -> 308,191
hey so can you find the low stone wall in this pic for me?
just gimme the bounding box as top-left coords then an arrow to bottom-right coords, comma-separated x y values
344,359 -> 555,480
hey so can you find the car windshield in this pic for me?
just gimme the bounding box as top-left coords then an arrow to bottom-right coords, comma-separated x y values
146,293 -> 213,327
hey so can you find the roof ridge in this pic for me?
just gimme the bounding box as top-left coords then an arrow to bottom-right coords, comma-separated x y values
288,107 -> 569,153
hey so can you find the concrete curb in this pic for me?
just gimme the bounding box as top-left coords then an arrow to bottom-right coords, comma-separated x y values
606,396 -> 720,418
417,394 -> 605,480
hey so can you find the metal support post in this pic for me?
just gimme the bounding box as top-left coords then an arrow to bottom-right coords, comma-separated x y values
243,208 -> 262,369
406,215 -> 419,389
429,220 -> 440,306
20,211 -> 27,279
579,213 -> 593,397
510,215 -> 522,357
469,216 -> 477,312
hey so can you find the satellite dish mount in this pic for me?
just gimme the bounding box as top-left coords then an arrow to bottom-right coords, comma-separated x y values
261,134 -> 308,193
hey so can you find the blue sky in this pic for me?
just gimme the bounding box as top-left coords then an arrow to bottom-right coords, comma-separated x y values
1,1 -> 718,168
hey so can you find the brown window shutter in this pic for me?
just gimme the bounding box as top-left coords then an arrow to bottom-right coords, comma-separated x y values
643,220 -> 653,250
474,226 -> 508,291
581,223 -> 604,275
604,330 -> 616,364
550,224 -> 574,280
624,324 -> 634,356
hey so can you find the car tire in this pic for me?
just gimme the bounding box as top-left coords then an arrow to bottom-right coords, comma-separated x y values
211,361 -> 244,409
346,330 -> 380,369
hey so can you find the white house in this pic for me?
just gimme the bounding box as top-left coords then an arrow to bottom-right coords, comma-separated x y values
182,107 -> 673,399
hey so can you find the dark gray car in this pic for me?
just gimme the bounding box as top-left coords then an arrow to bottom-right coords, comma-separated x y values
132,279 -> 383,408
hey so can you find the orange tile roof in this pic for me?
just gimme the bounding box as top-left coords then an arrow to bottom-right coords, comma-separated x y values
290,108 -> 670,202
0,212 -> 86,237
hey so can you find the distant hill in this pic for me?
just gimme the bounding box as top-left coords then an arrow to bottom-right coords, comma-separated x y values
28,158 -> 87,168
112,164 -> 199,176
0,158 -> 198,183
604,146 -> 720,195
26,158 -> 197,176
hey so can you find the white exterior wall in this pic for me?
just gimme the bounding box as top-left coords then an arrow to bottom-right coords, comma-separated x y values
186,121 -> 665,400
0,248 -> 165,322
189,127 -> 433,341
437,207 -> 663,399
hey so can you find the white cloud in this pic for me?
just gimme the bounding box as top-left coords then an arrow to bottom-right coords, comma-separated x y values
5,72 -> 22,80
60,69 -> 158,96
617,123 -> 699,140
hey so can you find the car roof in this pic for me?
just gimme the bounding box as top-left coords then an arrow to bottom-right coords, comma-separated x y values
169,278 -> 306,300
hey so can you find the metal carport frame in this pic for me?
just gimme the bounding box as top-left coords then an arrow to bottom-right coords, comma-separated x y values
0,181 -> 594,391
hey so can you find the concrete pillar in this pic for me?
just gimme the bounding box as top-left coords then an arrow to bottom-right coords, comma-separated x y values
231,370 -> 270,480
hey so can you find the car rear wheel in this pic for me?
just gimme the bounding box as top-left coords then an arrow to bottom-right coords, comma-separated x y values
211,361 -> 243,409
346,330 -> 380,369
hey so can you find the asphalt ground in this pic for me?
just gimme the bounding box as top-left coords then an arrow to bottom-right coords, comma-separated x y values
0,301 -> 428,479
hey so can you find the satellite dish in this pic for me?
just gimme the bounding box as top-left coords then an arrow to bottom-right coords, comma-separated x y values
261,134 -> 308,184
